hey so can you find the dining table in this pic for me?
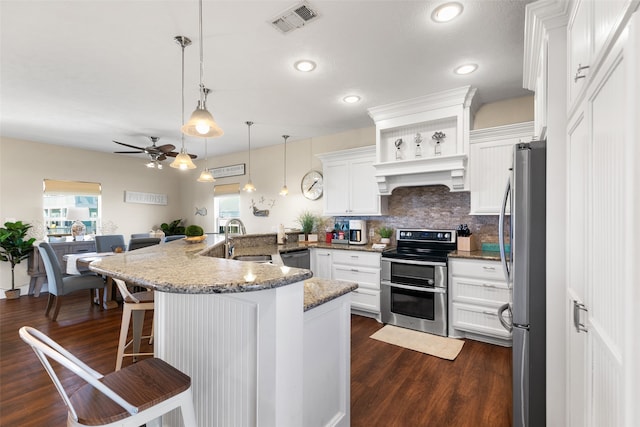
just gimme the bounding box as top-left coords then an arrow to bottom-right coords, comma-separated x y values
63,252 -> 118,309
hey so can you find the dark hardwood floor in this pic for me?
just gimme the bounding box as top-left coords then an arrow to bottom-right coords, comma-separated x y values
0,292 -> 511,427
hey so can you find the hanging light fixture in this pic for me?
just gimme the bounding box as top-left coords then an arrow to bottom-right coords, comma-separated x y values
171,35 -> 197,170
182,0 -> 223,138
279,135 -> 289,196
242,121 -> 256,192
197,138 -> 215,182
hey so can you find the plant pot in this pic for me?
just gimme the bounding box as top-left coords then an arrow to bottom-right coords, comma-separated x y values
380,238 -> 391,244
5,289 -> 21,299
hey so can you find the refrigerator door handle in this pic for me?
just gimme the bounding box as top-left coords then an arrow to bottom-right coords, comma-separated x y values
499,176 -> 511,284
497,302 -> 512,332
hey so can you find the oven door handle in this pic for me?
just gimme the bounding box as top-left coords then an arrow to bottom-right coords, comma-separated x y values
381,281 -> 446,294
381,258 -> 446,267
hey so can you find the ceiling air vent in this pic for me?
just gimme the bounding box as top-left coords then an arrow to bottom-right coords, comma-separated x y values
270,1 -> 319,34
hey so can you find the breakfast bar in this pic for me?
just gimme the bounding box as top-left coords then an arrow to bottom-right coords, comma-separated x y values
89,236 -> 356,427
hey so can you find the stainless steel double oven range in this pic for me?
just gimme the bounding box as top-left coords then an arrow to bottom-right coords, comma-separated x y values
381,229 -> 456,337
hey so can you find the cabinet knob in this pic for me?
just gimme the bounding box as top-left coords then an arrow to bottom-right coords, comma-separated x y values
574,63 -> 590,82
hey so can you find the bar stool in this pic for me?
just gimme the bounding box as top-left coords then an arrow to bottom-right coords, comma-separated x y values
114,278 -> 154,371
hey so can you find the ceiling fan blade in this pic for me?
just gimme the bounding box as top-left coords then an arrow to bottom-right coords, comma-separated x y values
165,151 -> 197,159
113,140 -> 146,151
157,144 -> 176,153
114,150 -> 144,154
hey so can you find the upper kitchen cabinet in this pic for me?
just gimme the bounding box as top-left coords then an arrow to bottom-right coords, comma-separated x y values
317,146 -> 388,216
469,122 -> 534,215
367,86 -> 478,194
567,0 -> 634,110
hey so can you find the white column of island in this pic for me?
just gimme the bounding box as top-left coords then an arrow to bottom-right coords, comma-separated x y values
90,235 -> 356,427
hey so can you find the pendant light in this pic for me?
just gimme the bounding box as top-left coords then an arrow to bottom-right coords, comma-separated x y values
182,0 -> 223,138
279,135 -> 289,196
242,121 -> 256,192
197,138 -> 215,182
171,35 -> 197,170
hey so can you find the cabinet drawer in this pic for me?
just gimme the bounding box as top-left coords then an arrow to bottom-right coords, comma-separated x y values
451,302 -> 512,339
350,288 -> 380,314
449,258 -> 504,281
332,265 -> 380,290
451,277 -> 510,308
332,250 -> 380,268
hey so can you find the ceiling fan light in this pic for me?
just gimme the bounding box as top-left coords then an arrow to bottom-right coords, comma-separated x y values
279,185 -> 289,196
182,104 -> 224,138
146,161 -> 155,168
243,179 -> 256,192
197,169 -> 215,182
170,151 -> 197,170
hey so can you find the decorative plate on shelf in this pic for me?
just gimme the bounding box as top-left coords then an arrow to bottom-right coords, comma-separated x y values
184,235 -> 207,243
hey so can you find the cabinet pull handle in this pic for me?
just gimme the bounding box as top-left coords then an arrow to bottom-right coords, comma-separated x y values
482,283 -> 497,288
574,64 -> 590,82
573,300 -> 588,333
482,266 -> 496,271
482,311 -> 495,316
350,255 -> 359,258
351,268 -> 359,272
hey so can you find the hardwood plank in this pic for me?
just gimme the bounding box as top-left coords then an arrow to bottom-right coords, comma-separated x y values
0,294 -> 511,427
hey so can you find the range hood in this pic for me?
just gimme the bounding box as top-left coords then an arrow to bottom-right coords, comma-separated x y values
367,86 -> 477,195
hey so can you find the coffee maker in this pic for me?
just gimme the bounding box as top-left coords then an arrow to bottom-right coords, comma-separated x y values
348,220 -> 367,245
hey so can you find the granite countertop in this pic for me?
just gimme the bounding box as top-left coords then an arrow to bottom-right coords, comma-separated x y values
303,277 -> 358,312
231,241 -> 385,259
449,250 -> 502,261
89,235 -> 312,294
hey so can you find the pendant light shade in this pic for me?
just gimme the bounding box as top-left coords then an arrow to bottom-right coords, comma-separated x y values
197,138 -> 215,182
170,150 -> 197,170
242,121 -> 256,192
182,0 -> 223,138
279,134 -> 289,196
171,35 -> 197,171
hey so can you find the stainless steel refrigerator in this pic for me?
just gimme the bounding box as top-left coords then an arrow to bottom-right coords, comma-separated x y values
498,140 -> 546,427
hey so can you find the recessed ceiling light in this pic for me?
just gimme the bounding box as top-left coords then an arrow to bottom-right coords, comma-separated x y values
343,95 -> 361,104
431,2 -> 463,23
294,60 -> 316,72
454,63 -> 478,75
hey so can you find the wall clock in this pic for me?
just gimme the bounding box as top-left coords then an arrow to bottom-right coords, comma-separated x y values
301,170 -> 323,200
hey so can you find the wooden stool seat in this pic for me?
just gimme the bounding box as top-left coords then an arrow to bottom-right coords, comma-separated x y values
70,358 -> 191,425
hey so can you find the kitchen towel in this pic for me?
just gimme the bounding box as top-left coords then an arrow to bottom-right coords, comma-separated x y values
370,325 -> 464,361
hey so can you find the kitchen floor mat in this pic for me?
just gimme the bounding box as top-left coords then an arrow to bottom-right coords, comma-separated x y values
370,325 -> 464,360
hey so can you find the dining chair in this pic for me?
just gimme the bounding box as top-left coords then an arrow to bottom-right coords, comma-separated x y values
164,234 -> 186,243
19,326 -> 197,427
38,242 -> 106,321
130,233 -> 150,239
95,234 -> 126,253
127,237 -> 161,251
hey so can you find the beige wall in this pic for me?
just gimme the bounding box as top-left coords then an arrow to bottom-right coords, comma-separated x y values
0,137 -> 185,292
473,95 -> 534,129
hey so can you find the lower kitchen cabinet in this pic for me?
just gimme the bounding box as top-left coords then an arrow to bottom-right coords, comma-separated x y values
310,248 -> 382,321
449,257 -> 512,346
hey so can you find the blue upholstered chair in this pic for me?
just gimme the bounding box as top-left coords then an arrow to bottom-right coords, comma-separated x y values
127,237 -> 161,251
164,234 -> 186,243
95,235 -> 126,252
38,242 -> 106,321
130,233 -> 150,239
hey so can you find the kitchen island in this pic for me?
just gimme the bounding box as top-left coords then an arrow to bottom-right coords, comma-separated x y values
90,235 -> 356,427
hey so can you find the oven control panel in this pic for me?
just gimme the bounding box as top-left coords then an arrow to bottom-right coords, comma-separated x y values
397,229 -> 456,243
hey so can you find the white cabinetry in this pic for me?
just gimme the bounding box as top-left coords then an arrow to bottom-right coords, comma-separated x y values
310,248 -> 382,321
449,258 -> 512,346
469,122 -> 534,215
310,248 -> 332,280
317,146 -> 387,216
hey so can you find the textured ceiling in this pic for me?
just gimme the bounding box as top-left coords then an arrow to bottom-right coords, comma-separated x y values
0,0 -> 533,159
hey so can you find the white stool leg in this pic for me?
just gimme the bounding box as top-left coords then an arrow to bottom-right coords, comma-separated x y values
131,309 -> 145,362
180,388 -> 198,426
116,303 -> 132,371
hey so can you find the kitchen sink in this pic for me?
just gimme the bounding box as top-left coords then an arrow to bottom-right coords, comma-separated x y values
233,255 -> 272,262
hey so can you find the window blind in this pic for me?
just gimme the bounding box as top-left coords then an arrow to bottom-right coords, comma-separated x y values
43,179 -> 101,195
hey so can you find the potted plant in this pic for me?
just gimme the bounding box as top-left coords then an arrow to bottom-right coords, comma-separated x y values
160,219 -> 186,236
0,221 -> 36,299
378,226 -> 394,245
296,211 -> 317,242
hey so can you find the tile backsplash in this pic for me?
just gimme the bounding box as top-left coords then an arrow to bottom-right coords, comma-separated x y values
364,185 -> 507,246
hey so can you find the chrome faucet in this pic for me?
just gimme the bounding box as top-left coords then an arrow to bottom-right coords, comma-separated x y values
224,218 -> 246,258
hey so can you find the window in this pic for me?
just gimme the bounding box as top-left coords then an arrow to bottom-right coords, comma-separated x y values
213,184 -> 240,234
43,179 -> 101,240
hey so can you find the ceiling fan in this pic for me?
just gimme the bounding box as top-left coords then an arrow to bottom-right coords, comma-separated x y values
113,136 -> 197,169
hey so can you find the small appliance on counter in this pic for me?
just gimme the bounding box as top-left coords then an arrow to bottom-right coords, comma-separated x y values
331,219 -> 350,244
348,220 -> 367,245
